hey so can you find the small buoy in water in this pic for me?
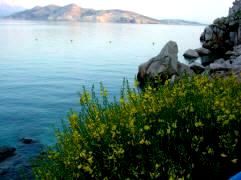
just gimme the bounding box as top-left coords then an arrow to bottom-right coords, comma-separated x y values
152,42 -> 155,46
109,41 -> 112,44
70,40 -> 73,43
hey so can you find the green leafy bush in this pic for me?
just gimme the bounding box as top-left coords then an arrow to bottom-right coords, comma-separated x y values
33,75 -> 241,179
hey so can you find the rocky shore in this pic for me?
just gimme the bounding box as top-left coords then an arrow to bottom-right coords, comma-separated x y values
138,0 -> 241,85
0,139 -> 42,180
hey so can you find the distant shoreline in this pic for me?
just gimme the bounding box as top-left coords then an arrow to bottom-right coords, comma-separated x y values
0,18 -> 206,26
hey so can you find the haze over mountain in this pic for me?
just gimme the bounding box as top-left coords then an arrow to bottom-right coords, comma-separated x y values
0,2 -> 25,17
7,4 -> 204,25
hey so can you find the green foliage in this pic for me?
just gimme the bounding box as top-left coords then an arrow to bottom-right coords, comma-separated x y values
32,75 -> 241,179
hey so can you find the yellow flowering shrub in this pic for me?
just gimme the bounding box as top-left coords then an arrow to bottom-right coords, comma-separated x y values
33,75 -> 241,179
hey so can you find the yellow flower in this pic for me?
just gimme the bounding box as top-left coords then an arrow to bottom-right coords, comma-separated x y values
144,125 -> 151,131
195,121 -> 204,128
139,139 -> 145,144
112,125 -> 117,131
220,153 -> 228,158
231,159 -> 238,164
83,165 -> 93,174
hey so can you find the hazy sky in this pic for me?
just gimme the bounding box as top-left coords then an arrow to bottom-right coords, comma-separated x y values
0,0 -> 235,23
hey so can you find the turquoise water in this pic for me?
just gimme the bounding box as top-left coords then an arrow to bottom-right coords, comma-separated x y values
0,21 -> 204,146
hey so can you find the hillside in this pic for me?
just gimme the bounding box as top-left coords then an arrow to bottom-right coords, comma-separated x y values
7,4 -> 160,24
7,4 -> 204,25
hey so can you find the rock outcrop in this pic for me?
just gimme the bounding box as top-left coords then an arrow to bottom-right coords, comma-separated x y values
200,0 -> 241,54
137,41 -> 193,86
190,62 -> 205,74
20,138 -> 35,144
183,49 -> 199,59
137,41 -> 241,86
0,146 -> 16,162
0,142 -> 43,179
200,17 -> 233,53
138,1 -> 241,86
195,47 -> 211,56
201,54 -> 241,80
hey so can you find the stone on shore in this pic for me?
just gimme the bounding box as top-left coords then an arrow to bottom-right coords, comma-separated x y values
137,41 -> 193,85
190,62 -> 205,74
233,55 -> 241,65
225,50 -> 236,57
177,63 -> 194,75
20,138 -> 35,144
214,58 -> 226,64
209,62 -> 232,72
0,147 -> 16,162
203,55 -> 241,80
195,47 -> 211,56
183,49 -> 199,59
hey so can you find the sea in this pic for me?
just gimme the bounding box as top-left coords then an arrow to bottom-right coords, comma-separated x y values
0,20 -> 204,177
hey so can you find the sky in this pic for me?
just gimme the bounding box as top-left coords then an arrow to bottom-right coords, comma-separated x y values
0,0 -> 235,23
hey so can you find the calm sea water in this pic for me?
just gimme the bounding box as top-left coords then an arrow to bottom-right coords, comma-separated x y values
0,20 -> 204,146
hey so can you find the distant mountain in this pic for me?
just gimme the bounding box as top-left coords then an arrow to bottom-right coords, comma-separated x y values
6,4 -> 204,25
0,3 -> 25,17
159,19 -> 206,26
7,4 -> 160,24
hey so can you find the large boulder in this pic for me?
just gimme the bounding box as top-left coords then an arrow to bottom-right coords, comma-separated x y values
204,55 -> 241,80
20,138 -> 35,144
214,58 -> 226,64
137,41 -> 193,86
209,62 -> 232,72
190,62 -> 205,74
233,55 -> 241,65
195,47 -> 211,56
177,63 -> 194,75
0,147 -> 16,162
183,49 -> 199,59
